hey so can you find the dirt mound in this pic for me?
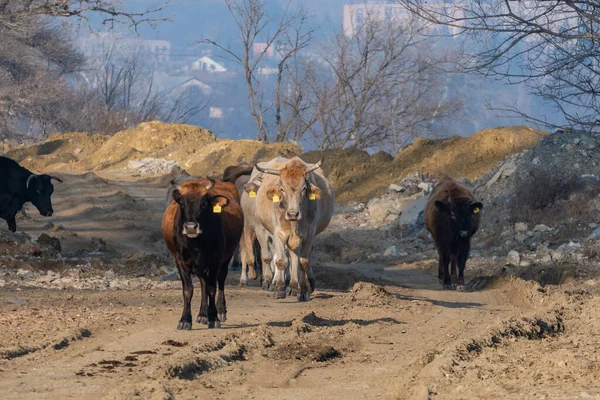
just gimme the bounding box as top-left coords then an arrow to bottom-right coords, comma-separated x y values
304,126 -> 547,202
85,121 -> 216,170
348,282 -> 395,307
5,132 -> 107,172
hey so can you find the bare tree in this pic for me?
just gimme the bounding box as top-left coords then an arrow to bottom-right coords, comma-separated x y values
201,0 -> 316,142
397,0 -> 600,131
300,10 -> 462,151
72,44 -> 207,135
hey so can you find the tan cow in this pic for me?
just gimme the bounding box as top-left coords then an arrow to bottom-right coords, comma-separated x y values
241,156 -> 335,301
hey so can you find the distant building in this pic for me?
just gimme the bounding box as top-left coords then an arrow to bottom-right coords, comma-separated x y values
191,56 -> 227,73
343,3 -> 410,37
253,43 -> 274,57
79,33 -> 171,67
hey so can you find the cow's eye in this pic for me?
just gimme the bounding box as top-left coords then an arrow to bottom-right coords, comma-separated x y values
450,212 -> 456,219
280,187 -> 285,193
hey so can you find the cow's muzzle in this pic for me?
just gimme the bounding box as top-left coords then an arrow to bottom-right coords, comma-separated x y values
286,209 -> 301,221
43,210 -> 53,217
182,222 -> 201,238
459,230 -> 469,238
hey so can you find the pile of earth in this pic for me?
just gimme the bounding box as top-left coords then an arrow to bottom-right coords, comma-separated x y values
3,123 -> 546,203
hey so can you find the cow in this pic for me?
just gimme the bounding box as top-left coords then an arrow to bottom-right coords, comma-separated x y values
241,156 -> 335,301
221,162 -> 261,275
424,177 -> 483,291
0,156 -> 62,232
162,177 -> 243,330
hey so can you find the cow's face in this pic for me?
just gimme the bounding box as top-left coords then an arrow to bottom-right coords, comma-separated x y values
265,165 -> 322,222
27,174 -> 62,217
435,199 -> 482,238
171,178 -> 229,239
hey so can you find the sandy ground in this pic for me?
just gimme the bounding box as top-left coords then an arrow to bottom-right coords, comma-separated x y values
1,170 -> 599,399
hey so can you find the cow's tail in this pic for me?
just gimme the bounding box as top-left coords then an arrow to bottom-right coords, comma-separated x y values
222,162 -> 254,184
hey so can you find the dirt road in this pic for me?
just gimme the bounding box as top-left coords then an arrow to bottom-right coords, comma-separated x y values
1,171 -> 599,399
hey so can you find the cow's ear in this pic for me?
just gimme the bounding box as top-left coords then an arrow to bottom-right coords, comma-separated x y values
172,189 -> 183,204
211,195 -> 229,209
471,202 -> 483,214
309,185 -> 321,200
266,187 -> 281,201
244,182 -> 258,193
435,201 -> 450,213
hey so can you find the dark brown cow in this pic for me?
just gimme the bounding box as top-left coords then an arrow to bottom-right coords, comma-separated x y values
162,177 -> 243,330
425,177 -> 482,291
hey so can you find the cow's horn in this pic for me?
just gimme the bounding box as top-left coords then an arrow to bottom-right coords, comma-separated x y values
50,175 -> 63,183
305,158 -> 323,174
256,164 -> 281,176
206,177 -> 215,190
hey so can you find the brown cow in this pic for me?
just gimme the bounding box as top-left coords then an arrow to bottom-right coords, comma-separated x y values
425,177 -> 482,291
162,177 -> 243,330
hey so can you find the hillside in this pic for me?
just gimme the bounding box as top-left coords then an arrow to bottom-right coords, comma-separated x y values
4,122 -> 547,202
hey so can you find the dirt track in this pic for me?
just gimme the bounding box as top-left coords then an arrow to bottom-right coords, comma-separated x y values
1,171 -> 599,399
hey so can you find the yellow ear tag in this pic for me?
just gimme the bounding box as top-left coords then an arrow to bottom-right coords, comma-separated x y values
309,193 -> 316,200
213,204 -> 222,213
272,194 -> 280,203
473,207 -> 480,214
249,190 -> 256,198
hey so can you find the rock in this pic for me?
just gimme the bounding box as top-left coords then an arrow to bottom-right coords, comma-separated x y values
550,250 -> 564,262
589,227 -> 600,240
485,161 -> 517,188
37,233 -> 61,253
417,182 -> 433,193
589,223 -> 598,229
540,255 -> 552,264
161,273 -> 180,282
580,136 -> 597,149
90,237 -> 109,253
533,224 -> 553,232
515,222 -> 528,232
565,143 -> 574,152
506,250 -> 520,266
389,183 -> 403,192
104,270 -> 116,280
16,269 -> 33,279
515,233 -> 528,243
109,280 -> 121,290
399,195 -> 429,225
8,299 -> 25,305
42,222 -> 55,231
520,261 -> 531,267
383,246 -> 399,257
73,147 -> 83,155
0,279 -> 5,287
159,265 -> 174,275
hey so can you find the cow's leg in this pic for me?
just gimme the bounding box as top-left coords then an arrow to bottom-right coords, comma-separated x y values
438,250 -> 452,290
450,254 -> 458,289
204,275 -> 220,329
456,241 -> 470,292
272,239 -> 288,299
239,226 -> 257,286
216,262 -> 229,323
196,276 -> 208,324
256,228 -> 273,291
176,258 -> 193,330
229,246 -> 241,271
288,248 -> 302,299
7,216 -> 16,233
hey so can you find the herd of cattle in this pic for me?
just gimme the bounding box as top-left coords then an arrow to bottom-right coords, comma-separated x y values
0,154 -> 484,331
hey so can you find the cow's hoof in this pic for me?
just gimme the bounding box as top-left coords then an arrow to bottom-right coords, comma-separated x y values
287,287 -> 298,297
207,320 -> 221,329
218,313 -> 227,323
239,280 -> 247,288
297,292 -> 310,302
274,290 -> 287,299
262,281 -> 272,291
177,321 -> 192,330
196,316 -> 208,324
456,285 -> 466,292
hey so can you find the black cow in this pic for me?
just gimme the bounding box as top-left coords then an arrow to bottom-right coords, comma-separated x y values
0,156 -> 62,232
